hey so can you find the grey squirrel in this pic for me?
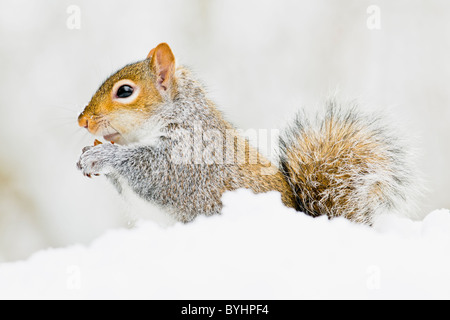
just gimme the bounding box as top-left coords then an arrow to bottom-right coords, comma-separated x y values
77,43 -> 418,224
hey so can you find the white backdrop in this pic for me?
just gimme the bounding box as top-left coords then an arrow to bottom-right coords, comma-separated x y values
0,0 -> 449,262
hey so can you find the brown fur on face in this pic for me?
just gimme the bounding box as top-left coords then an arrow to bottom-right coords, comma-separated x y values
78,60 -> 163,141
78,43 -> 177,144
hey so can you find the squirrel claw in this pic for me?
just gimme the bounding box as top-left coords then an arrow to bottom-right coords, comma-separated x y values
77,142 -> 116,178
82,146 -> 92,153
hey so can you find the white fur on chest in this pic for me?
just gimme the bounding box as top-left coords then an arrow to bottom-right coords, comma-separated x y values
117,176 -> 177,227
124,116 -> 168,147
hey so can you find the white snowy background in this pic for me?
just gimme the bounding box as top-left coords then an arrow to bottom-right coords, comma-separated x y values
0,0 -> 449,299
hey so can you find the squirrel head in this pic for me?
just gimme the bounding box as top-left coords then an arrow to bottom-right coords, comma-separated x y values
78,43 -> 176,144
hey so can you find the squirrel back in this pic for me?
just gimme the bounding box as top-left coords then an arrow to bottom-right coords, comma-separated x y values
77,43 -> 418,225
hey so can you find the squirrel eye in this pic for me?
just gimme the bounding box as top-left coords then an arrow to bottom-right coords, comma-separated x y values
116,85 -> 134,98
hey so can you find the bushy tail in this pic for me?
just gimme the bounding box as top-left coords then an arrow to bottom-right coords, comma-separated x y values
279,100 -> 420,224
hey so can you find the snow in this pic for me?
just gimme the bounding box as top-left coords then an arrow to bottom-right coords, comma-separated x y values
1,0 -> 450,264
0,189 -> 449,300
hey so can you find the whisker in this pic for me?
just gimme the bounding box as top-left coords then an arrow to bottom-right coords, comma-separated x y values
42,104 -> 84,114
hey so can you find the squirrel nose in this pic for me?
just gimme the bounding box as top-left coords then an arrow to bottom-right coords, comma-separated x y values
78,112 -> 89,129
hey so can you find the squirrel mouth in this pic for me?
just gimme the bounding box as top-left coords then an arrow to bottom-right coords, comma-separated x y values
103,133 -> 121,142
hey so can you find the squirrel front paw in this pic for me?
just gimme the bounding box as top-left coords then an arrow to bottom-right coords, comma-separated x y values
77,143 -> 117,178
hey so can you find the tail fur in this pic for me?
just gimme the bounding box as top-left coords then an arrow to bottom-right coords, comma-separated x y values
279,100 -> 419,224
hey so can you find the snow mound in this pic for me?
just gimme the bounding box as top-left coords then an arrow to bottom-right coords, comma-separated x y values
0,189 -> 449,299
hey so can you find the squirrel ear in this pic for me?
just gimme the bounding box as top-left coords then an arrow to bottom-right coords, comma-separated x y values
146,47 -> 156,59
148,43 -> 175,92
